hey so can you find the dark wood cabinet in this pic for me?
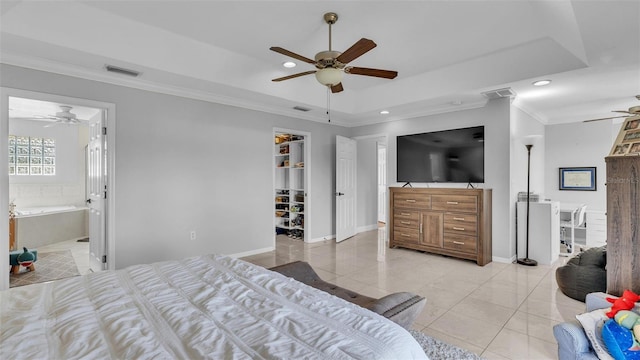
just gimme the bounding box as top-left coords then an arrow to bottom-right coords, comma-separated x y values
389,187 -> 492,265
606,156 -> 640,296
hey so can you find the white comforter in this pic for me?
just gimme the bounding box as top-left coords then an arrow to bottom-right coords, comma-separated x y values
1,254 -> 428,359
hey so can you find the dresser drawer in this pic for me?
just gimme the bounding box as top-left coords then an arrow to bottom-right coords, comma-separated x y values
394,229 -> 420,243
394,209 -> 420,221
393,193 -> 430,209
395,218 -> 420,229
444,234 -> 477,254
432,195 -> 477,213
444,213 -> 477,226
444,214 -> 478,236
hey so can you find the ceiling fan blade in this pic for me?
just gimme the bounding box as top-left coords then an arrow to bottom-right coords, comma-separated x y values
272,70 -> 317,82
270,47 -> 315,64
336,38 -> 376,64
583,115 -> 629,123
346,66 -> 398,79
331,83 -> 344,93
613,110 -> 632,114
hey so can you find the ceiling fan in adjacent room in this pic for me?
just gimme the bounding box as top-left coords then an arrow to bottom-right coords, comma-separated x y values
270,12 -> 398,93
583,95 -> 640,122
16,106 -> 89,127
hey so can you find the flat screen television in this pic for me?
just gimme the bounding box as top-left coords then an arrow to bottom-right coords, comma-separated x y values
396,126 -> 484,183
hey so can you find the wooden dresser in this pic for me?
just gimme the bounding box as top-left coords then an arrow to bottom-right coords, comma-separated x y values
389,187 -> 492,265
605,156 -> 640,296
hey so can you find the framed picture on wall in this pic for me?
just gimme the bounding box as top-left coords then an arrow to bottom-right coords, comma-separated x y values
559,167 -> 597,191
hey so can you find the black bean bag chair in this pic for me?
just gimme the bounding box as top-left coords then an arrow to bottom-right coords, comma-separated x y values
555,245 -> 607,302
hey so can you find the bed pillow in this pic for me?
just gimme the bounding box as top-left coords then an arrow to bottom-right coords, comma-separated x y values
576,308 -> 615,360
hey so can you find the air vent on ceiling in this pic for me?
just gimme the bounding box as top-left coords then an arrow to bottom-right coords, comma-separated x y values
481,88 -> 516,100
105,65 -> 141,77
293,106 -> 311,112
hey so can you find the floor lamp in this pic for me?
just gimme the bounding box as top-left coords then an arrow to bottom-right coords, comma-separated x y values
517,143 -> 538,266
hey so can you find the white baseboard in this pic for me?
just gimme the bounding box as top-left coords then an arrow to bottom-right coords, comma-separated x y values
309,235 -> 335,243
492,255 -> 515,264
356,224 -> 379,233
227,246 -> 274,259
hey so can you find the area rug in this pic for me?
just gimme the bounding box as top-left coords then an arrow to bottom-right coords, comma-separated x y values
10,250 -> 80,288
410,330 -> 485,360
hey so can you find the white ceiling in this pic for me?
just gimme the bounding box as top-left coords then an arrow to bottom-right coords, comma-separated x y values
1,0 -> 638,127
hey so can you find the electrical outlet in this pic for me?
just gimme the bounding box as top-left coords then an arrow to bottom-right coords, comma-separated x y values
190,230 -> 196,241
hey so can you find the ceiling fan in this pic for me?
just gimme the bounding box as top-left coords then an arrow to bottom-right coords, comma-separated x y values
583,95 -> 640,122
26,106 -> 88,127
270,12 -> 398,93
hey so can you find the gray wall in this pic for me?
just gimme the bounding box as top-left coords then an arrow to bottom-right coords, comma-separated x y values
350,98 -> 514,261
1,64 -> 348,269
544,120 -> 621,212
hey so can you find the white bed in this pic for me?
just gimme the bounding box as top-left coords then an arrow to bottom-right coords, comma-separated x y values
1,254 -> 428,359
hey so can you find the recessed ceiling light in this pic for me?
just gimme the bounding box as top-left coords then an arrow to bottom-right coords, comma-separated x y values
283,61 -> 296,68
380,110 -> 390,115
533,79 -> 551,86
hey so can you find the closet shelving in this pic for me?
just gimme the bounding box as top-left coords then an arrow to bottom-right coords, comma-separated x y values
275,132 -> 306,240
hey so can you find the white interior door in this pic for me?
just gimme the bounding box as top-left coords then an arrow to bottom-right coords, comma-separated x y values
377,142 -> 387,223
87,116 -> 106,272
336,135 -> 357,242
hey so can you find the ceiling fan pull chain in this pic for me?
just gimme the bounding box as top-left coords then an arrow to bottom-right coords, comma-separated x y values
327,87 -> 331,123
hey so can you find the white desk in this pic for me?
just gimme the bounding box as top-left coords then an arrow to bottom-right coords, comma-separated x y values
559,203 -> 587,255
560,203 -> 584,216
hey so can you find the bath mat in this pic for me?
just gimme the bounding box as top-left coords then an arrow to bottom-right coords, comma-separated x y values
10,250 -> 80,288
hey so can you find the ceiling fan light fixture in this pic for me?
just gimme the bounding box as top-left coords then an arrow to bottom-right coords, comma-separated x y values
315,68 -> 343,86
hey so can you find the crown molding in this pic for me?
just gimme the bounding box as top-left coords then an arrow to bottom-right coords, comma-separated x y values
0,53 -> 346,125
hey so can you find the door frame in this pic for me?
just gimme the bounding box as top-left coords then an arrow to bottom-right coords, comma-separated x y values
353,134 -> 389,226
0,88 -> 116,290
377,141 -> 387,224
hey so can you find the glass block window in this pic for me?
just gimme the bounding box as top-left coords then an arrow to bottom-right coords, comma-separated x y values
8,135 -> 55,176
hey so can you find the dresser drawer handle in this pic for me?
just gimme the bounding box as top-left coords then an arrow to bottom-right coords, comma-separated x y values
453,227 -> 465,231
452,241 -> 465,245
453,217 -> 465,221
401,213 -> 411,216
401,221 -> 411,225
405,199 -> 416,203
400,233 -> 411,237
446,201 -> 459,205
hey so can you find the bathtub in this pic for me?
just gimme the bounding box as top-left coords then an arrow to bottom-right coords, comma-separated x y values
14,205 -> 89,249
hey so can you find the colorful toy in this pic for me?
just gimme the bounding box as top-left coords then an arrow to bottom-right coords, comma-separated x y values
616,310 -> 640,343
17,247 -> 35,268
9,247 -> 37,274
602,319 -> 640,360
607,290 -> 640,318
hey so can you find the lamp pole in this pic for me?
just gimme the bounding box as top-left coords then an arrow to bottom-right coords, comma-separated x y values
518,144 -> 537,266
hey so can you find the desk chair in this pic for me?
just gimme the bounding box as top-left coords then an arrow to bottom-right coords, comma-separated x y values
560,204 -> 587,256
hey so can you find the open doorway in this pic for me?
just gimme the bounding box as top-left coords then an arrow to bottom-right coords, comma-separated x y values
1,89 -> 115,290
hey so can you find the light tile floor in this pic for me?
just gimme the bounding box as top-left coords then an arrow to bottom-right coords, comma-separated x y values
242,228 -> 583,360
35,239 -> 92,275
